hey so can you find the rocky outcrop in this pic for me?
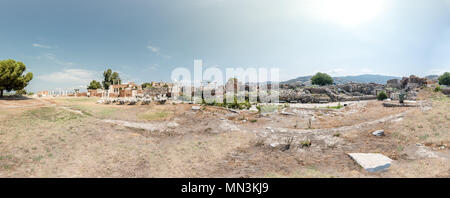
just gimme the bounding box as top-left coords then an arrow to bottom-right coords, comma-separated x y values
279,83 -> 383,103
143,87 -> 171,97
400,75 -> 427,90
386,75 -> 428,100
387,79 -> 402,89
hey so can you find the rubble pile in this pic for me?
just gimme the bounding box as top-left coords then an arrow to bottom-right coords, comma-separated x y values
279,83 -> 382,103
97,94 -> 168,105
386,75 -> 428,100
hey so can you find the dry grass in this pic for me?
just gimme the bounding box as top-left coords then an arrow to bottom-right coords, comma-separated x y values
314,101 -> 408,129
138,110 -> 173,121
0,93 -> 448,178
389,90 -> 450,146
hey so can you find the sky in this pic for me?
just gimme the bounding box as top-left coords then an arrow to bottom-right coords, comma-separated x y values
0,0 -> 449,92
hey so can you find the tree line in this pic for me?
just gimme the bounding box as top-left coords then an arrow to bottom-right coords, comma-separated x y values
2,58 -> 450,98
87,69 -> 155,90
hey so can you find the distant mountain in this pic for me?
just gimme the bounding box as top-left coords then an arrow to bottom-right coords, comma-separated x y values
282,75 -> 313,84
283,74 -> 401,85
425,75 -> 439,80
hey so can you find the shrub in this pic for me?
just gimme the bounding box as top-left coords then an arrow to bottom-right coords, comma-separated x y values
438,72 -> 450,86
377,91 -> 388,101
434,86 -> 442,92
300,139 -> 312,148
311,72 -> 333,86
399,93 -> 405,104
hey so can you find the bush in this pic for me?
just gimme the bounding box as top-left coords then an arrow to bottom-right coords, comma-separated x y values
438,72 -> 450,86
311,72 -> 333,86
377,91 -> 388,101
434,86 -> 442,92
398,93 -> 405,104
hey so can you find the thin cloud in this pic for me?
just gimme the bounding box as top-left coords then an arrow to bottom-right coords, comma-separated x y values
147,45 -> 171,59
147,45 -> 160,53
32,43 -> 53,49
37,68 -> 100,88
37,53 -> 75,66
145,64 -> 159,71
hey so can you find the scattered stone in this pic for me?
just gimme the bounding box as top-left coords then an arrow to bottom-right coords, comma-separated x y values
372,130 -> 384,136
280,111 -> 295,115
249,105 -> 258,112
382,102 -> 419,107
393,117 -> 403,122
415,147 -> 439,159
270,142 -> 279,148
348,153 -> 393,172
228,109 -> 240,114
191,106 -> 201,110
167,122 -> 179,128
265,127 -> 275,133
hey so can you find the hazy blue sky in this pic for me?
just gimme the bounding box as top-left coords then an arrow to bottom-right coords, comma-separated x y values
0,0 -> 449,91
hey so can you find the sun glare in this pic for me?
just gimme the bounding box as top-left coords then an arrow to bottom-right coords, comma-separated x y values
309,0 -> 387,26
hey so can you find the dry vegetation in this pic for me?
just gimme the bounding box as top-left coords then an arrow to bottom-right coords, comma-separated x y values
0,88 -> 448,177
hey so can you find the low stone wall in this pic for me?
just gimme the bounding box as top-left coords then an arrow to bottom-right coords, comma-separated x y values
143,87 -> 170,97
382,102 -> 418,107
279,83 -> 381,103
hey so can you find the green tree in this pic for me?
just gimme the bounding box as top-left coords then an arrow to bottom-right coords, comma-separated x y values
141,82 -> 152,89
377,91 -> 388,101
102,69 -> 121,90
438,72 -> 450,86
15,89 -> 27,95
87,80 -> 102,89
0,59 -> 33,97
111,71 -> 121,85
311,72 -> 333,86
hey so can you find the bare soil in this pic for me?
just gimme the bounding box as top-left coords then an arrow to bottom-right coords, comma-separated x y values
0,90 -> 448,177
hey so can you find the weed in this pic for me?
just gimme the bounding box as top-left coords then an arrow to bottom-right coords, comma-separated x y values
300,139 -> 312,148
307,118 -> 312,129
281,137 -> 294,151
32,155 -> 43,162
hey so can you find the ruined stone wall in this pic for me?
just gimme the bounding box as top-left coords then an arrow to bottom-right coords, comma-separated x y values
143,87 -> 170,97
279,83 -> 383,103
119,90 -> 133,97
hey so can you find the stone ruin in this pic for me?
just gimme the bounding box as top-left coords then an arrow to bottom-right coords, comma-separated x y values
97,94 -> 168,105
279,83 -> 383,103
95,75 -> 432,106
278,75 -> 430,103
386,75 -> 428,100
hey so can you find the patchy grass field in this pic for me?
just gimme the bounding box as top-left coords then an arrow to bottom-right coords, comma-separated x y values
0,92 -> 448,177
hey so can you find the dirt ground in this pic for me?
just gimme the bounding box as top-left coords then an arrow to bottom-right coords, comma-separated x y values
0,89 -> 448,177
